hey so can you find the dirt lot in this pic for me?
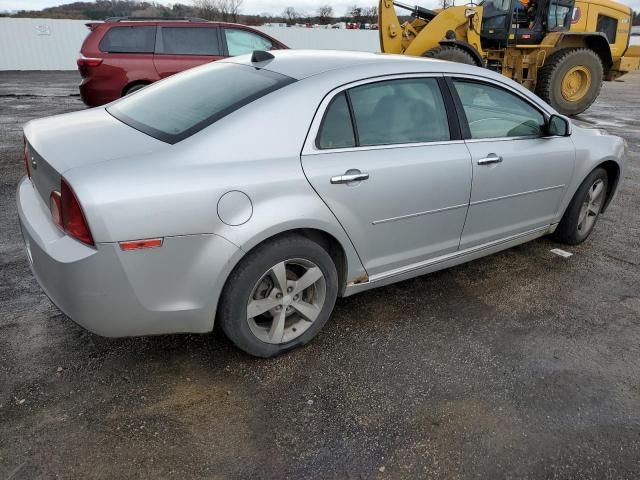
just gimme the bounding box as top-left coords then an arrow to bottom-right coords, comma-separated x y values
1,71 -> 639,480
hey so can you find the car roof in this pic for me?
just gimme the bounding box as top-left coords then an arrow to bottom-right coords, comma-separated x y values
222,49 -> 484,81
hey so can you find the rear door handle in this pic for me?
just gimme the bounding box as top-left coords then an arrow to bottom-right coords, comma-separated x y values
330,171 -> 370,184
477,154 -> 503,165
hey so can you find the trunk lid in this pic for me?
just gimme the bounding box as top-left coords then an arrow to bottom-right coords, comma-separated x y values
24,107 -> 167,204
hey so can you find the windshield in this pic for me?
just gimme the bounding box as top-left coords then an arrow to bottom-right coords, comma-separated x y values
107,62 -> 295,144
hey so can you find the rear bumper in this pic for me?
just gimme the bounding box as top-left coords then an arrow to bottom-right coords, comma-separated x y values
17,177 -> 242,337
79,76 -> 121,107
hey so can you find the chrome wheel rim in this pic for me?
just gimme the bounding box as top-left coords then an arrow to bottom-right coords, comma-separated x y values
577,179 -> 605,235
247,258 -> 326,345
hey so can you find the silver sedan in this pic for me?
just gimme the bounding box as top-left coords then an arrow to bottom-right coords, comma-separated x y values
17,50 -> 626,357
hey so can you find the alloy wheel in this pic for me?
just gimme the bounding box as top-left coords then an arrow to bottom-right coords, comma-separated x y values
246,259 -> 326,344
577,178 -> 605,235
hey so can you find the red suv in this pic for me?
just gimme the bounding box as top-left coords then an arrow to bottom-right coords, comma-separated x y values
78,17 -> 287,107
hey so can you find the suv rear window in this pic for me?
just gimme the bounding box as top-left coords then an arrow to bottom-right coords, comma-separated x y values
107,62 -> 295,144
159,27 -> 221,55
100,26 -> 156,53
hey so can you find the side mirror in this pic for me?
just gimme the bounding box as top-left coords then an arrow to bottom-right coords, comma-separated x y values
546,114 -> 571,137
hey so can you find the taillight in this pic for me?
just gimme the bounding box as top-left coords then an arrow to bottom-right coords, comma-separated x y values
77,56 -> 103,68
49,179 -> 94,246
23,137 -> 31,178
49,191 -> 62,228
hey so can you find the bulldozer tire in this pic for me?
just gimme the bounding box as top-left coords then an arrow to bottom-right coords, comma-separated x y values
536,48 -> 603,116
423,45 -> 477,65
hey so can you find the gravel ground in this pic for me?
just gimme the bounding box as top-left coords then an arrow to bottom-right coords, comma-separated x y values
1,70 -> 639,480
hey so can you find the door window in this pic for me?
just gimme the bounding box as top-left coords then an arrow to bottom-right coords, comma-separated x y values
100,26 -> 156,53
348,78 -> 450,146
316,93 -> 356,149
224,29 -> 273,56
453,80 -> 545,139
159,27 -> 221,55
596,15 -> 617,43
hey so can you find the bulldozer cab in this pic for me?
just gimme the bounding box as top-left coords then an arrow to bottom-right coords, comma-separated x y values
480,0 -> 575,46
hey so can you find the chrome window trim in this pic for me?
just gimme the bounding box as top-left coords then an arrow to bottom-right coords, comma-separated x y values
303,73 -> 458,155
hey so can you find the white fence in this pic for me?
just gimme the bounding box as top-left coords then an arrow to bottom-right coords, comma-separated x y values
1,17 -> 638,71
0,18 -> 380,70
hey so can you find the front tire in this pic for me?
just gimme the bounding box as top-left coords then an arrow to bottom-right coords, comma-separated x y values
536,48 -> 603,116
554,168 -> 608,245
218,235 -> 338,358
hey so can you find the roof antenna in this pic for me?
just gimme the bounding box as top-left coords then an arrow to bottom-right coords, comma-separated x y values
251,50 -> 275,63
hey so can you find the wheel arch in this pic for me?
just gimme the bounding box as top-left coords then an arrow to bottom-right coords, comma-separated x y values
556,33 -> 613,74
121,79 -> 153,97
595,159 -> 620,213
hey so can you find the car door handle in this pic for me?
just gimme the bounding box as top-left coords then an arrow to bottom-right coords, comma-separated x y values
477,154 -> 503,165
330,171 -> 370,184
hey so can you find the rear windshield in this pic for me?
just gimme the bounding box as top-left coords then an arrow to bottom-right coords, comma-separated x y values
107,62 -> 295,144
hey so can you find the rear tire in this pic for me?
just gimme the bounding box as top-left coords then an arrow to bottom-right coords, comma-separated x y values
218,235 -> 338,358
123,83 -> 148,96
423,45 -> 477,65
554,168 -> 608,245
536,48 -> 603,116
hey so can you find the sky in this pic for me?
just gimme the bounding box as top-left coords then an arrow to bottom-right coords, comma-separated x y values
3,0 -> 431,16
0,0 -> 638,15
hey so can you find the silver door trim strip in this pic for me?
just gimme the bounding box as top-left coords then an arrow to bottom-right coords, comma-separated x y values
470,184 -> 565,206
369,224 -> 551,283
372,203 -> 468,225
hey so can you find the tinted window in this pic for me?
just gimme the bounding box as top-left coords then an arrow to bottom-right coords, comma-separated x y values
107,63 -> 294,143
160,27 -> 221,55
225,28 -> 272,56
349,78 -> 450,146
597,15 -> 617,43
548,2 -> 571,29
317,93 -> 356,149
453,80 -> 544,138
100,26 -> 156,53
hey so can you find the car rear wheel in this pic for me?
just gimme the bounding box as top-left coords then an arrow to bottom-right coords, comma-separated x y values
218,235 -> 338,357
554,168 -> 608,245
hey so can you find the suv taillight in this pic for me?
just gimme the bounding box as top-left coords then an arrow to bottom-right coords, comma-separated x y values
77,56 -> 103,68
49,179 -> 94,246
23,137 -> 31,178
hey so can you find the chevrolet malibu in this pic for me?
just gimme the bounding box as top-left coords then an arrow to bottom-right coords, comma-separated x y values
18,50 -> 626,357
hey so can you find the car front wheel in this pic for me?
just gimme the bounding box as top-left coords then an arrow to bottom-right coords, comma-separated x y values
554,167 -> 608,245
218,235 -> 338,357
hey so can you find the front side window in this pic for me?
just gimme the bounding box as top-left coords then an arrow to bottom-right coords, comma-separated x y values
159,27 -> 221,55
100,26 -> 156,53
453,80 -> 545,138
225,29 -> 273,56
548,2 -> 572,29
108,62 -> 294,143
597,15 -> 617,43
349,78 -> 450,146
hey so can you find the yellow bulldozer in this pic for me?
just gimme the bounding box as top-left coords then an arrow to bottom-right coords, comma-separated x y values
378,0 -> 640,115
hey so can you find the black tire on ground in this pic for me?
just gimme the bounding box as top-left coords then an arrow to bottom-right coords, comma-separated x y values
123,83 -> 148,96
423,45 -> 477,65
554,167 -> 608,245
535,48 -> 603,116
218,234 -> 339,358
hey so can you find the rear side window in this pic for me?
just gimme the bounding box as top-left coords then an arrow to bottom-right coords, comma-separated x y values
597,15 -> 617,43
107,62 -> 295,144
160,27 -> 221,55
453,80 -> 545,138
317,93 -> 356,149
225,28 -> 273,56
349,78 -> 450,146
100,26 -> 156,53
